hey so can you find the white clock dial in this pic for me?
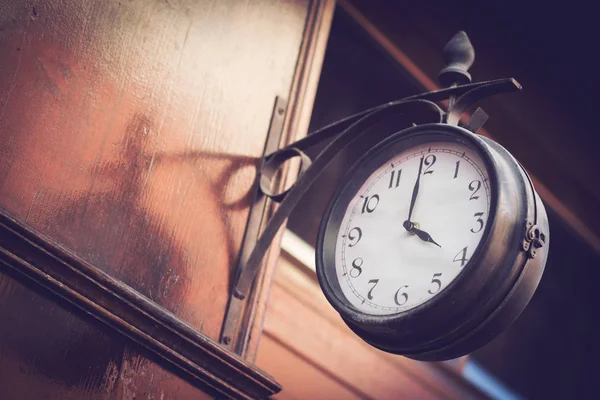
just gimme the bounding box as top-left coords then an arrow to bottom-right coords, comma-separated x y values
335,142 -> 491,315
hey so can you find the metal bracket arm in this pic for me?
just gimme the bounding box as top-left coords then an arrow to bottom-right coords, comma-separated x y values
269,78 -> 521,158
233,99 -> 444,299
220,32 -> 524,354
231,77 -> 521,301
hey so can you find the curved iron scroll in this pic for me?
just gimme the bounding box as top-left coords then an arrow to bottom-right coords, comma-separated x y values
233,99 -> 444,298
232,76 -> 521,300
446,78 -> 522,125
220,30 -> 525,355
268,78 -> 520,158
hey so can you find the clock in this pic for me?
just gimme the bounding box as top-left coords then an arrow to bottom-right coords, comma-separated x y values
226,31 -> 549,363
316,123 -> 549,361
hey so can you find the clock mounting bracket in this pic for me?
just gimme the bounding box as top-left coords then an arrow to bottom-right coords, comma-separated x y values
220,31 -> 523,354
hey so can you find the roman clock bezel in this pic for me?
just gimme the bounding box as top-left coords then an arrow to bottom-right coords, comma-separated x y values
316,123 -> 548,361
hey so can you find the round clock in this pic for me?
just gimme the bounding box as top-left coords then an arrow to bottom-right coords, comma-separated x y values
316,123 -> 549,361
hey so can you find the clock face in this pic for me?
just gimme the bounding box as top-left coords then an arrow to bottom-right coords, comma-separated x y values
335,141 -> 491,315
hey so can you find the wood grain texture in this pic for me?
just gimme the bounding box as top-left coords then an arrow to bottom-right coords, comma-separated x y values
256,336 -> 365,400
0,0 -> 320,397
0,209 -> 281,399
0,0 -> 309,339
256,253 -> 489,400
241,0 -> 336,363
0,269 -> 215,400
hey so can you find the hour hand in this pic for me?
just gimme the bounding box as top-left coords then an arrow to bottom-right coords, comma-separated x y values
412,227 -> 442,248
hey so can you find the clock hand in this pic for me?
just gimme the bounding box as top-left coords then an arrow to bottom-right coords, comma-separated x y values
411,227 -> 442,248
403,156 -> 424,231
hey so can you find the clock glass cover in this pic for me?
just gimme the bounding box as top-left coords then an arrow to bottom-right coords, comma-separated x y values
335,141 -> 491,315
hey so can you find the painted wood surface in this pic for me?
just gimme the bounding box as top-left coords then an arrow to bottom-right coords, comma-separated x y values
256,252 -> 489,400
0,0 -> 309,338
0,0 -> 320,397
0,270 -> 215,399
0,210 -> 282,399
241,0 -> 336,362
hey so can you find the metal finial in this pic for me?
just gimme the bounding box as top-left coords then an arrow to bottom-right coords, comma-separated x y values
438,31 -> 475,87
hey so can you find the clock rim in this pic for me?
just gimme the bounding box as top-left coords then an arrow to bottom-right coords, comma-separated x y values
316,123 -> 530,352
327,131 -> 492,315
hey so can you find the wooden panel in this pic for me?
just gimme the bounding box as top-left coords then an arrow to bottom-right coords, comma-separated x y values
0,0 -> 329,397
0,0 -> 310,341
264,284 -> 437,399
0,268 -> 213,400
243,0 -> 336,362
0,210 -> 280,398
256,335 -> 364,400
256,254 -> 489,400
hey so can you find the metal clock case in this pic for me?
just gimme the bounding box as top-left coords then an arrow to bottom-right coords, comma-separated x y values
316,123 -> 549,361
221,31 -> 549,361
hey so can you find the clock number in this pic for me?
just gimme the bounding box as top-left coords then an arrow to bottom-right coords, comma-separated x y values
428,273 -> 442,295
347,227 -> 362,247
350,258 -> 363,278
453,246 -> 469,267
469,180 -> 482,200
394,285 -> 409,306
389,169 -> 402,188
361,194 -> 379,214
423,154 -> 436,175
454,161 -> 460,179
471,212 -> 485,233
367,279 -> 379,300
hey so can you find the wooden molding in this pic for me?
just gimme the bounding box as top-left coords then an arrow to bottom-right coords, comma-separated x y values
241,0 -> 337,363
0,209 -> 280,400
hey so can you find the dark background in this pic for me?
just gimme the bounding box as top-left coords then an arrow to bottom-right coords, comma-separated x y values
288,2 -> 600,399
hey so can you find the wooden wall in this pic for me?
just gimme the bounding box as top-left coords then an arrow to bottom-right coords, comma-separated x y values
0,270 -> 214,399
0,0 -> 311,340
256,250 -> 489,400
0,0 -> 332,397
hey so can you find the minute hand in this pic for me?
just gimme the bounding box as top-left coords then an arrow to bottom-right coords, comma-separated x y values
404,156 -> 424,229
